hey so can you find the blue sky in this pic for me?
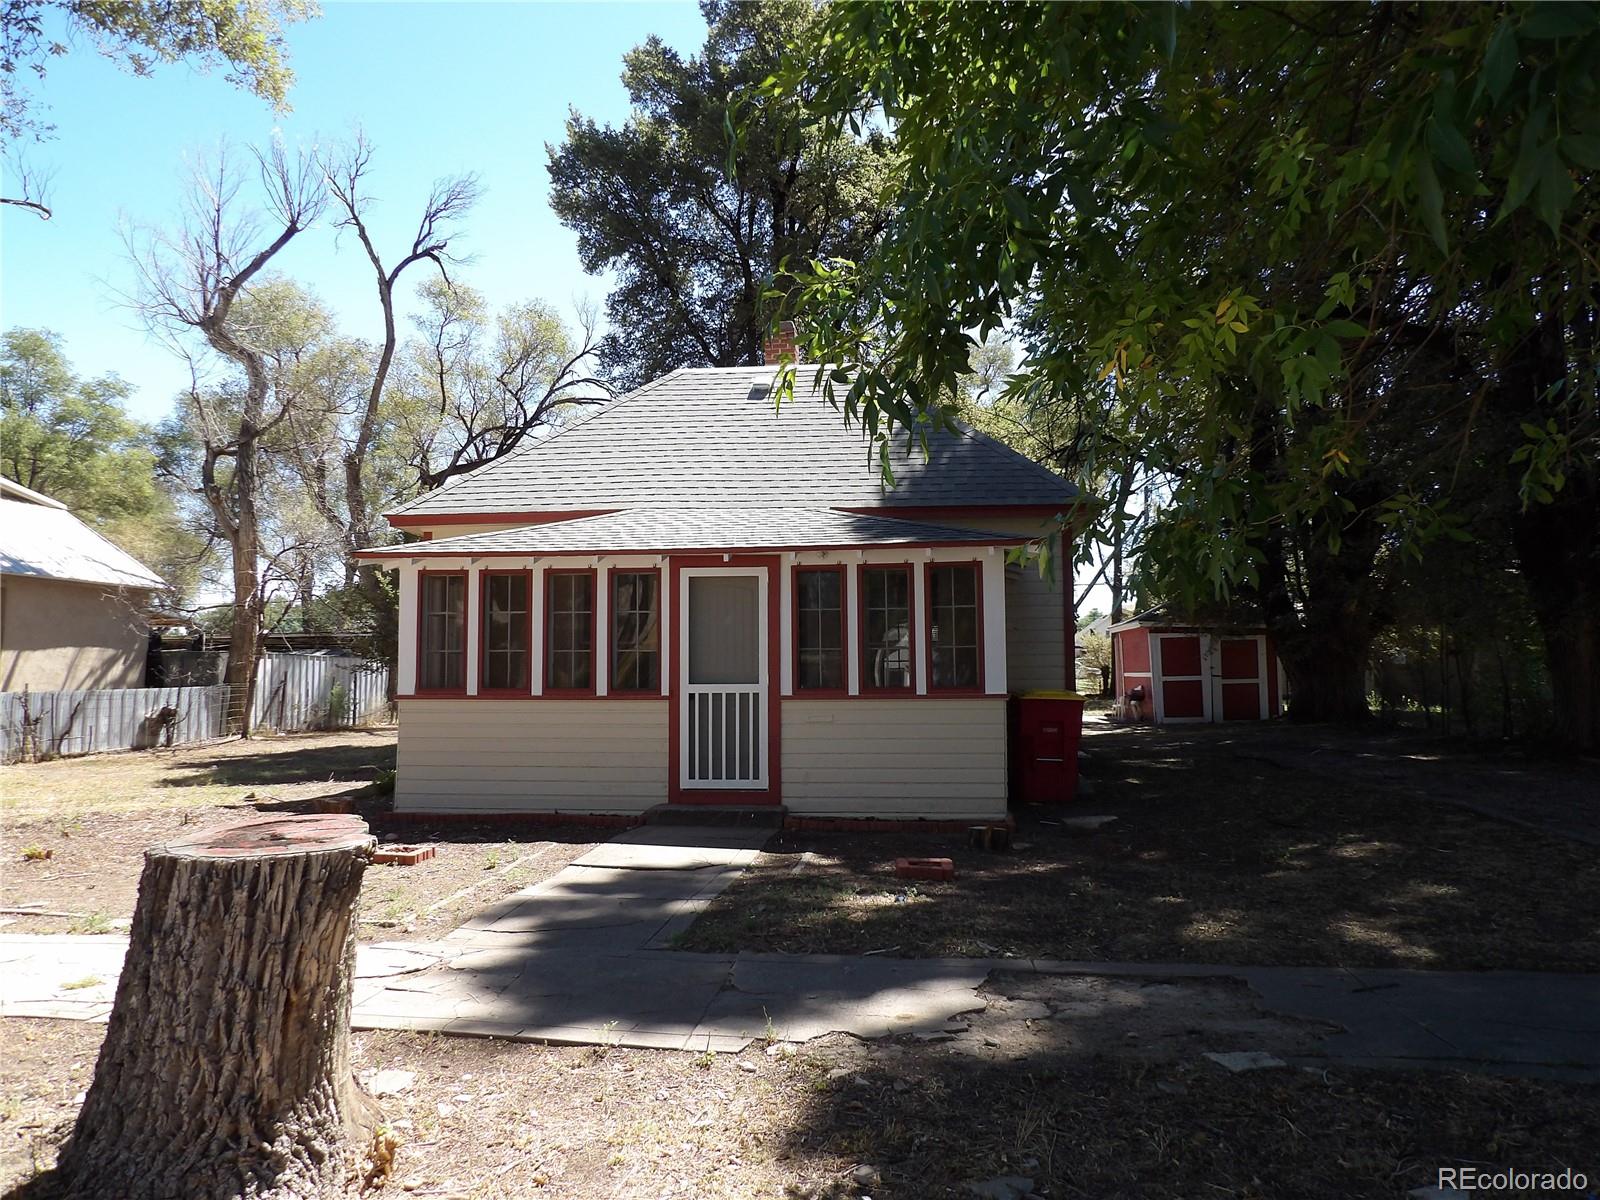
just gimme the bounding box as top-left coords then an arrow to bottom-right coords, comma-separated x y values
1,1 -> 709,423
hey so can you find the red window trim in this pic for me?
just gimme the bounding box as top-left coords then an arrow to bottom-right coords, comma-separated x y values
791,563 -> 849,696
608,566 -> 663,695
544,567 -> 598,696
857,563 -> 916,695
478,568 -> 534,694
924,560 -> 985,695
414,569 -> 468,696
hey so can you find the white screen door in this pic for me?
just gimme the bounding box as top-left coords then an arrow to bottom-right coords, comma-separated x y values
680,569 -> 768,789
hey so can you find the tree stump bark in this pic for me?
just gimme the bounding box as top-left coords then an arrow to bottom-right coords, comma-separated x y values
55,814 -> 381,1200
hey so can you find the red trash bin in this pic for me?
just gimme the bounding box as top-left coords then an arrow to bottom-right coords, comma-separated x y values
1010,690 -> 1085,804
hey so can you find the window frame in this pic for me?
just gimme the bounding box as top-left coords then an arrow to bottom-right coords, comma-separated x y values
608,566 -> 664,695
478,568 -> 533,694
924,560 -> 985,694
414,568 -> 468,695
543,567 -> 598,696
791,563 -> 849,695
857,563 -> 916,695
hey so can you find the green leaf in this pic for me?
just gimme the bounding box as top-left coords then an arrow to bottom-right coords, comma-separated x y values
1414,154 -> 1448,252
1518,2 -> 1598,40
1559,134 -> 1600,169
1534,152 -> 1576,233
1426,115 -> 1476,176
1476,19 -> 1518,105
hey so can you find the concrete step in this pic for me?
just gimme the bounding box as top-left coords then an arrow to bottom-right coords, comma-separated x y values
643,804 -> 788,829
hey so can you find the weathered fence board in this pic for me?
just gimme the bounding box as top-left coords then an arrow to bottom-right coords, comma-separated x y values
1,654 -> 391,762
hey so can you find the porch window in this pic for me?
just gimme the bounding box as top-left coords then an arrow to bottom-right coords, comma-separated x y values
611,570 -> 661,692
794,566 -> 844,691
928,563 -> 981,690
481,571 -> 530,690
860,565 -> 913,691
418,572 -> 466,691
545,570 -> 595,692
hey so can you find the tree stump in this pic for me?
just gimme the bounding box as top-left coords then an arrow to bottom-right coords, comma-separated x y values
55,814 -> 381,1200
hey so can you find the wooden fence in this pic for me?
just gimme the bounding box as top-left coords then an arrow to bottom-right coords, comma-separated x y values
1,654 -> 391,763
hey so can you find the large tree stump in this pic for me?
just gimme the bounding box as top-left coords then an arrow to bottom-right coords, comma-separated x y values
55,814 -> 381,1200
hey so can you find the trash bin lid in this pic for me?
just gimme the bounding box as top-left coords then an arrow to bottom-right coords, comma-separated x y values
1020,690 -> 1085,701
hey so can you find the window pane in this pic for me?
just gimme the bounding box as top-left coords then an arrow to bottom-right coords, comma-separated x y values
482,574 -> 528,690
547,574 -> 594,689
419,575 -> 465,690
611,572 -> 660,691
862,567 -> 912,690
795,569 -> 843,691
929,565 -> 979,690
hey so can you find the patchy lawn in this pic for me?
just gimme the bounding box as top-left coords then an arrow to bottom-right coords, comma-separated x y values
4,1016 -> 1595,1199
0,728 -> 399,821
679,722 -> 1600,971
0,730 -> 600,941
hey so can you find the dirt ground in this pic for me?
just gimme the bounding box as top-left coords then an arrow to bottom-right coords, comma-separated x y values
680,721 -> 1600,971
4,999 -> 1596,1199
0,730 -> 600,941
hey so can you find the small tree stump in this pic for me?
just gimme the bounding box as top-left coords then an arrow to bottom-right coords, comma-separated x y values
56,814 -> 381,1200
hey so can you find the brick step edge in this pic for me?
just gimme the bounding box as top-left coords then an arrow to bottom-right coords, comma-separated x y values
784,816 -> 1016,835
385,811 -> 646,831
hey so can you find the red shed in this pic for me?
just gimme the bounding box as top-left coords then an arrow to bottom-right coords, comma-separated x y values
1110,605 -> 1286,724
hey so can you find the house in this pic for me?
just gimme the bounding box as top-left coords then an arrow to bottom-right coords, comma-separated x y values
1110,604 -> 1286,723
358,347 -> 1079,824
0,478 -> 168,692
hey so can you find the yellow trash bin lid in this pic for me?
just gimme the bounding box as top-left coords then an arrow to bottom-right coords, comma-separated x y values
1020,690 -> 1085,701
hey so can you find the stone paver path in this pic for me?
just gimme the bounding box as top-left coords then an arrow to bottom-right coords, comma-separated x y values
4,824 -> 1598,1075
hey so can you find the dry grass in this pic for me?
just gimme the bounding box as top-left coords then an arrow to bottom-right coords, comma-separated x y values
679,724 -> 1600,971
0,728 -> 398,821
5,1019 -> 1595,1199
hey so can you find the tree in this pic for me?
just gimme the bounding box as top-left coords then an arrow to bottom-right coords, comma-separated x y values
49,814 -> 383,1200
546,0 -> 896,390
1,0 -> 314,217
389,277 -> 606,490
1078,628 -> 1114,697
775,3 -> 1599,748
1,327 -> 205,597
127,143 -> 325,730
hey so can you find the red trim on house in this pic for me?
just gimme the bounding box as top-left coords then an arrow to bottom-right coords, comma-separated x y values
356,536 -> 1024,562
857,562 -> 916,695
413,569 -> 468,696
607,565 -> 664,695
543,567 -> 598,697
791,562 -> 849,697
923,560 -> 986,695
395,693 -> 664,702
477,568 -> 534,695
388,508 -> 619,530
667,554 -> 782,806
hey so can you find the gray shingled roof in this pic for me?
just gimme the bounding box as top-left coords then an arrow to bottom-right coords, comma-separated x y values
387,365 -> 1076,520
359,507 -> 1027,559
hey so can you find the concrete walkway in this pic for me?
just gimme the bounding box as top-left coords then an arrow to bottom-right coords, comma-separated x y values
4,825 -> 1598,1077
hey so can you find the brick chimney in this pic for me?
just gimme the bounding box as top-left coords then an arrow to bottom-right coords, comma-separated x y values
762,320 -> 799,365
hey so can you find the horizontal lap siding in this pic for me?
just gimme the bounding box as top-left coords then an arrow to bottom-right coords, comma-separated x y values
934,515 -> 1067,693
782,699 -> 1007,820
396,699 -> 667,813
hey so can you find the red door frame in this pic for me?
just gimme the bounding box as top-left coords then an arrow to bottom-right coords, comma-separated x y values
667,554 -> 783,805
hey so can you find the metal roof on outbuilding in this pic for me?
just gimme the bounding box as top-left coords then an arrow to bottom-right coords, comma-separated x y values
0,480 -> 168,590
385,365 -> 1078,522
358,506 -> 1028,559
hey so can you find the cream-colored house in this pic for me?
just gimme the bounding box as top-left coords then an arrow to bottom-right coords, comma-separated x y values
0,478 -> 168,692
359,360 -> 1078,824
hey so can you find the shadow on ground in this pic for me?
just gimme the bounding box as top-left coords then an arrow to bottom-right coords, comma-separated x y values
678,721 -> 1600,972
157,731 -> 397,790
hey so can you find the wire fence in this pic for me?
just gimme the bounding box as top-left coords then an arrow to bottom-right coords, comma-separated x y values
1,654 -> 392,763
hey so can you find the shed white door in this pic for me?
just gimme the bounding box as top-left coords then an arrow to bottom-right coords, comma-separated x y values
679,568 -> 768,790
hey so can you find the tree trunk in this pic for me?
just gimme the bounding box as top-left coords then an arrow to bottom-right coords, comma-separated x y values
226,433 -> 263,734
54,814 -> 381,1200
